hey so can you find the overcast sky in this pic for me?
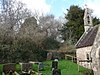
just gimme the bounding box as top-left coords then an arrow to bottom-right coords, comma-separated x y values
16,0 -> 100,18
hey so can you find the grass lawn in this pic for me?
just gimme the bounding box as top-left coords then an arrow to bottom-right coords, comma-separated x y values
0,60 -> 90,75
41,60 -> 87,75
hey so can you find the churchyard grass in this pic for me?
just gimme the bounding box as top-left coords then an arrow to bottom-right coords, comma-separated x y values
0,64 -> 3,75
41,60 -> 87,75
0,60 -> 90,75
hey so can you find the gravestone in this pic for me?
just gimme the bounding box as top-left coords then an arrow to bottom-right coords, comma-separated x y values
52,59 -> 61,75
52,69 -> 61,75
38,62 -> 44,71
3,63 -> 16,74
22,63 -> 33,72
52,59 -> 58,70
47,52 -> 52,60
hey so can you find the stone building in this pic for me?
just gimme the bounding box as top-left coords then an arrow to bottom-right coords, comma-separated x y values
76,6 -> 100,75
76,25 -> 99,69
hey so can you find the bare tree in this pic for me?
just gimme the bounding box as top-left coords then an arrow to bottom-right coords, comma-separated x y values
39,15 -> 62,39
19,17 -> 46,47
0,0 -> 32,31
0,0 -> 33,62
0,0 -> 33,45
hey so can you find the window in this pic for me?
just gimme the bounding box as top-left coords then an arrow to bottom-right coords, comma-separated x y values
87,53 -> 89,60
86,53 -> 92,62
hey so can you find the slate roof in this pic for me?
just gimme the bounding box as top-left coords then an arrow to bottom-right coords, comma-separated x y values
75,25 -> 99,48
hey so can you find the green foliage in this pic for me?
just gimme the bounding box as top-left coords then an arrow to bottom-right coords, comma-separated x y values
0,64 -> 3,73
13,38 -> 47,62
61,5 -> 84,44
41,60 -> 88,75
0,44 -> 14,63
16,64 -> 21,73
0,16 -> 59,63
0,37 -> 47,63
0,60 -> 93,75
61,5 -> 100,44
93,17 -> 100,25
42,37 -> 60,50
0,16 -> 48,63
32,64 -> 38,71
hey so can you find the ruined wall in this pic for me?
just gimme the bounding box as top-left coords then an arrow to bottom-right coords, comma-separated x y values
76,46 -> 92,69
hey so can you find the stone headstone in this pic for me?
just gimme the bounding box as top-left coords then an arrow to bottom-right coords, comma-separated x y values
3,63 -> 16,74
47,52 -> 52,60
52,59 -> 58,70
38,62 -> 44,71
22,63 -> 33,72
52,69 -> 61,75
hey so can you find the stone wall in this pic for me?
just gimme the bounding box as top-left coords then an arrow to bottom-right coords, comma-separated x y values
76,46 -> 92,69
91,26 -> 100,75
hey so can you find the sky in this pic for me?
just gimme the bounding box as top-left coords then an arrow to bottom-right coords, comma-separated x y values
16,0 -> 100,18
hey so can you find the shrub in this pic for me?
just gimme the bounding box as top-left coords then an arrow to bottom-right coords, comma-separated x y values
42,37 -> 60,50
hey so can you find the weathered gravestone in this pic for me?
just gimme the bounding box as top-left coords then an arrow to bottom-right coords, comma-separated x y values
3,63 -> 16,75
21,63 -> 33,73
52,59 -> 61,75
52,59 -> 58,70
52,69 -> 61,75
38,62 -> 44,71
47,52 -> 53,60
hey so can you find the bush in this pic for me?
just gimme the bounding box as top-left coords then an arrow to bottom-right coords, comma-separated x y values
42,37 -> 60,50
0,37 -> 47,63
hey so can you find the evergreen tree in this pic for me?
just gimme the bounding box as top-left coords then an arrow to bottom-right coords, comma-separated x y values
61,5 -> 100,44
62,5 -> 84,44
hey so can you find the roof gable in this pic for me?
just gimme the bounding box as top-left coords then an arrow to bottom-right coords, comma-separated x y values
76,25 -> 99,48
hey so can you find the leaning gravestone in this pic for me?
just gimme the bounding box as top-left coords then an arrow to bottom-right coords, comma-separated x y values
3,63 -> 16,74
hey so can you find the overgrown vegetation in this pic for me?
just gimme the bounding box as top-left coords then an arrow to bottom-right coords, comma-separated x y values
0,60 -> 93,75
0,0 -> 100,64
0,0 -> 61,63
42,37 -> 60,50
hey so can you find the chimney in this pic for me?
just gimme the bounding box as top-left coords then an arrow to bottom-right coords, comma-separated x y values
83,5 -> 93,32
